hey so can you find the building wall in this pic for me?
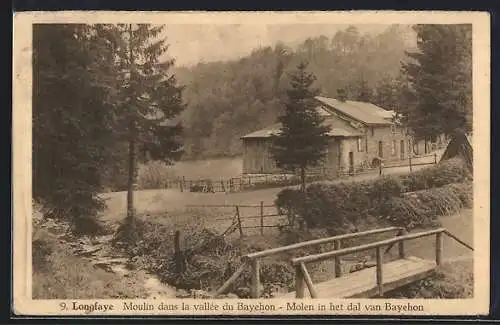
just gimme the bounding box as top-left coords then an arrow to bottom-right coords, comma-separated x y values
242,137 -> 342,175
363,125 -> 413,165
242,114 -> 425,174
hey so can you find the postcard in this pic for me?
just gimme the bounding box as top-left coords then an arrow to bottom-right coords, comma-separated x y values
12,10 -> 490,316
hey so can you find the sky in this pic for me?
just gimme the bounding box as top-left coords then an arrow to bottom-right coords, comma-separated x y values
161,24 -> 413,67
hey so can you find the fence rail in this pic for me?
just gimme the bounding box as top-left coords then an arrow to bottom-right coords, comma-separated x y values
197,201 -> 285,237
153,152 -> 440,193
215,226 -> 473,298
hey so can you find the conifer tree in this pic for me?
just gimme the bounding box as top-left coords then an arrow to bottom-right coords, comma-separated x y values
401,24 -> 472,140
270,61 -> 331,192
33,24 -> 120,234
115,24 -> 185,242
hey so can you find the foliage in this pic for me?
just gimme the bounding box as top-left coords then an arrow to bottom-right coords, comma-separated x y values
400,24 -> 472,139
109,24 -> 186,242
32,204 -> 148,299
177,25 -> 409,159
275,160 -> 472,232
33,24 -> 121,234
384,182 -> 472,229
401,158 -> 472,191
386,259 -> 473,298
120,214 -> 296,296
137,161 -> 178,190
270,61 -> 331,191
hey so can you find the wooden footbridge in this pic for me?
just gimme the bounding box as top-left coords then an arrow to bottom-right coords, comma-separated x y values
215,226 -> 473,298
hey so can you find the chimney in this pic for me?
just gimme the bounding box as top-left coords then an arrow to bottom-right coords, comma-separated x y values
337,88 -> 347,102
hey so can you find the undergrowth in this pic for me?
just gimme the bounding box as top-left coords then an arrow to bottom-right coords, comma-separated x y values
385,259 -> 474,298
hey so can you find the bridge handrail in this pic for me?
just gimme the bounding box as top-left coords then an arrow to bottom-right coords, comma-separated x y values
292,228 -> 446,265
245,226 -> 403,260
291,227 -> 473,299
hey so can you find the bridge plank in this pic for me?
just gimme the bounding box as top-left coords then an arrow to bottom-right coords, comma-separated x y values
279,257 -> 436,298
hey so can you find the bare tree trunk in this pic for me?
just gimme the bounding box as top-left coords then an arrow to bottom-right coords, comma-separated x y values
125,23 -> 137,244
126,135 -> 136,242
300,166 -> 306,193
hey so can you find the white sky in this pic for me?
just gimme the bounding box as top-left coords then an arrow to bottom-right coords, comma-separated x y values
161,24 -> 412,67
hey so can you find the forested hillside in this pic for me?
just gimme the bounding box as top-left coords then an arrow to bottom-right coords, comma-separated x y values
176,25 -> 414,159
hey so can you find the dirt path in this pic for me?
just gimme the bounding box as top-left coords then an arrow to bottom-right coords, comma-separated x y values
404,209 -> 473,261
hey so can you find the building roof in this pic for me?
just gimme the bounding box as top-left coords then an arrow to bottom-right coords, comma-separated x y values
241,96 -> 395,140
315,96 -> 393,125
241,118 -> 363,139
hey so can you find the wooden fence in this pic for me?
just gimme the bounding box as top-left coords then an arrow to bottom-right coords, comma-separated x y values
186,202 -> 286,237
155,152 -> 439,193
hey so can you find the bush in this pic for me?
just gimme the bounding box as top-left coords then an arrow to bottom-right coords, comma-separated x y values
384,182 -> 472,229
137,161 -> 177,190
275,164 -> 472,232
119,214 -> 297,296
402,158 -> 471,192
275,175 -> 405,232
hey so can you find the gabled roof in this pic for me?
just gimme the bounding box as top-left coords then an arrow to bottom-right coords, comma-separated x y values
315,96 -> 393,125
241,118 -> 363,139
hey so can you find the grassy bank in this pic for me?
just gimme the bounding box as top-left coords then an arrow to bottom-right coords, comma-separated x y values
385,259 -> 473,298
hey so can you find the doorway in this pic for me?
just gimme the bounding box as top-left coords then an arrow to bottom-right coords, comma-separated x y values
348,152 -> 354,174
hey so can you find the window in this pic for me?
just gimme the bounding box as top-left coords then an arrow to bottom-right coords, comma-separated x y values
357,138 -> 364,152
391,125 -> 396,134
371,127 -> 375,136
391,140 -> 397,156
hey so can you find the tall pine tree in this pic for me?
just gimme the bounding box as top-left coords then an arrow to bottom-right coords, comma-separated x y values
270,61 -> 331,192
115,24 -> 185,243
33,24 -> 120,234
401,24 -> 472,140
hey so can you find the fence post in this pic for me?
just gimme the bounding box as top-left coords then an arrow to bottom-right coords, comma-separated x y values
334,240 -> 342,278
235,205 -> 243,237
260,201 -> 264,235
174,230 -> 183,274
435,231 -> 443,266
295,264 -> 305,298
398,228 -> 406,259
376,246 -> 384,297
250,258 -> 260,298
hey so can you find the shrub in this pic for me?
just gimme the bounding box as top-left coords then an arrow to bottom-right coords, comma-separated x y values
402,158 -> 471,192
275,177 -> 472,232
137,161 -> 177,190
275,175 -> 405,232
383,182 -> 472,229
119,214 -> 298,296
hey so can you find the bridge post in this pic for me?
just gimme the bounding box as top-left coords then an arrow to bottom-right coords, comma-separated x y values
250,258 -> 260,298
398,229 -> 406,259
435,232 -> 443,266
376,246 -> 384,297
334,240 -> 342,278
295,264 -> 305,298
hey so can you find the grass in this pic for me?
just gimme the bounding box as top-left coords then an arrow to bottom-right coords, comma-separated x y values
32,227 -> 150,299
385,258 -> 474,298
